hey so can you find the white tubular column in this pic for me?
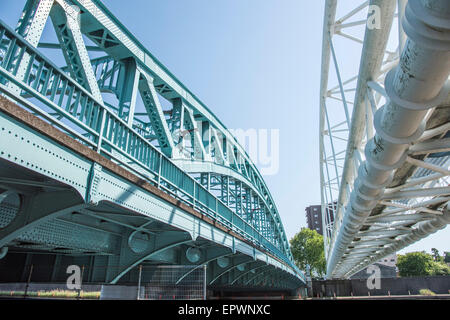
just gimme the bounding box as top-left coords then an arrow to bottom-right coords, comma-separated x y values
328,0 -> 450,278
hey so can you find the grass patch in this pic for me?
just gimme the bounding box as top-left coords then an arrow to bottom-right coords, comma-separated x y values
419,289 -> 436,296
0,290 -> 100,299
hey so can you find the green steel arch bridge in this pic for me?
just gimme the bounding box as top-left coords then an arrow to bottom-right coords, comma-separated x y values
0,0 -> 305,290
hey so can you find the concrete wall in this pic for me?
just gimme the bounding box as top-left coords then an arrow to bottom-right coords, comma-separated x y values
312,276 -> 450,297
0,282 -> 101,292
100,285 -> 141,300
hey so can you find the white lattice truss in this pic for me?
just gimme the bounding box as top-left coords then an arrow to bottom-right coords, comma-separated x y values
319,0 -> 450,278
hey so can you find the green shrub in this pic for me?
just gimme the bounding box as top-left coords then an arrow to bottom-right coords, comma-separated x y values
398,251 -> 450,277
430,261 -> 450,276
397,252 -> 434,277
419,289 -> 436,296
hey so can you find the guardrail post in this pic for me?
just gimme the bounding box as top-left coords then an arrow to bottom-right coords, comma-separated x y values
215,198 -> 218,219
193,181 -> 196,209
96,108 -> 106,152
157,153 -> 162,188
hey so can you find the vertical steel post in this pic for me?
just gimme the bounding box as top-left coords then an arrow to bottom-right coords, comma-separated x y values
193,180 -> 196,209
24,264 -> 33,299
157,153 -> 162,187
96,108 -> 107,152
137,264 -> 143,300
203,264 -> 207,300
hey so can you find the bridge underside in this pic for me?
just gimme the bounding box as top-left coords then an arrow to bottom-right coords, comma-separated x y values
320,0 -> 450,279
0,0 -> 304,291
0,96 -> 302,290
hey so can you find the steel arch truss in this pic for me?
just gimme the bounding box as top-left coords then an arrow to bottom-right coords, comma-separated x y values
0,0 -> 303,285
320,0 -> 450,278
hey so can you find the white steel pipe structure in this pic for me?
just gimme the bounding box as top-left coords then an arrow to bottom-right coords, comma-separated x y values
320,0 -> 450,279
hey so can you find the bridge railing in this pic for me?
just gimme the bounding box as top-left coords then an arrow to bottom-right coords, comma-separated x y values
0,19 -> 304,280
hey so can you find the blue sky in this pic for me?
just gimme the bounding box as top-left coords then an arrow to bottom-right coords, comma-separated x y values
98,0 -> 326,246
0,0 -> 448,255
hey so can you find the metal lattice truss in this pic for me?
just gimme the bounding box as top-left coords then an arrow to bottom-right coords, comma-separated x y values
0,0 -> 297,275
320,0 -> 450,278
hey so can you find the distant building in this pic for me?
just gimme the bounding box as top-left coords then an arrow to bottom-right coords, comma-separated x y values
305,205 -> 323,235
350,253 -> 398,279
305,204 -> 335,236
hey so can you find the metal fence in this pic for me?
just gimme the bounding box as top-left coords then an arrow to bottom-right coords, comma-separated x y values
137,265 -> 206,300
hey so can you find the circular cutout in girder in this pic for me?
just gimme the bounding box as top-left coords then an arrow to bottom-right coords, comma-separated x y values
128,231 -> 150,254
217,257 -> 230,268
186,247 -> 202,263
237,263 -> 245,272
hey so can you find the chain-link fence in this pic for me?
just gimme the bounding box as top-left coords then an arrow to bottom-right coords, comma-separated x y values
137,265 -> 206,300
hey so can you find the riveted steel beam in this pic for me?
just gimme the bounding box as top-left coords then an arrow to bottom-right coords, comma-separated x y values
209,254 -> 253,285
0,190 -> 86,248
175,246 -> 232,285
138,70 -> 174,158
50,0 -> 103,102
108,230 -> 192,284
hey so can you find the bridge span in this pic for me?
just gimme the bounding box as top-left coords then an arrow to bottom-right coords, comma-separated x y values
0,0 -> 304,290
320,0 -> 450,279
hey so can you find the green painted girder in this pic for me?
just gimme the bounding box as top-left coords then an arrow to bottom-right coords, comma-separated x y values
176,247 -> 232,285
0,103 -> 303,284
229,261 -> 266,285
173,159 -> 285,244
68,0 -> 292,260
15,216 -> 120,254
137,69 -> 174,157
0,0 -> 303,282
90,55 -> 122,96
244,265 -> 272,286
107,230 -> 192,284
0,189 -> 87,249
209,255 -> 254,285
50,21 -> 291,260
50,0 -> 103,102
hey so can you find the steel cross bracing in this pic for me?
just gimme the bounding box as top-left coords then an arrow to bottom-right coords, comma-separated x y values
320,0 -> 450,279
0,0 -> 304,287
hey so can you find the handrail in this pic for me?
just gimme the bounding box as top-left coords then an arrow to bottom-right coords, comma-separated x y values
74,0 -> 292,258
0,19 -> 304,281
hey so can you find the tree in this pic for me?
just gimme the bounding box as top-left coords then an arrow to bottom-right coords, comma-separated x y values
397,252 -> 434,277
444,252 -> 450,264
397,251 -> 450,277
430,260 -> 450,276
431,248 -> 442,262
290,228 -> 326,278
